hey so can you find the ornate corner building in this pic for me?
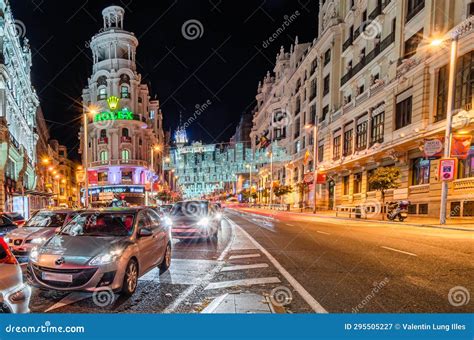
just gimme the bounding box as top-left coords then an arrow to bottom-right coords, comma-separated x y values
0,0 -> 39,213
79,6 -> 165,205
251,0 -> 474,218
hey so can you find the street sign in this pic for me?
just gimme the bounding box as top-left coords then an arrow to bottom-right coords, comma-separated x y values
439,158 -> 457,181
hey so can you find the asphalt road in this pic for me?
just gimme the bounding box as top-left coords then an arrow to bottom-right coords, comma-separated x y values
25,210 -> 473,313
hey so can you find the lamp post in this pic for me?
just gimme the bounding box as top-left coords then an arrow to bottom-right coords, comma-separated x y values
83,106 -> 98,209
268,150 -> 273,207
305,123 -> 319,214
150,145 -> 162,206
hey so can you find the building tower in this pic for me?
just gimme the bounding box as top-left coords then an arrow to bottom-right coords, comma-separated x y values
79,5 -> 164,206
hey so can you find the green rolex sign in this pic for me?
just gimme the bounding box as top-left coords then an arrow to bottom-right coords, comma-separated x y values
94,109 -> 134,122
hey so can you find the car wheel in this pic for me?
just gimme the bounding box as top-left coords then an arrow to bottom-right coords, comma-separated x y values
121,259 -> 138,296
0,303 -> 11,313
159,243 -> 171,274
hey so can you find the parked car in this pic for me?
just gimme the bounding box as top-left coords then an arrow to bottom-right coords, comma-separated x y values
169,200 -> 220,241
0,215 -> 17,238
159,204 -> 173,215
0,238 -> 31,313
4,209 -> 80,261
27,208 -> 171,296
0,212 -> 25,227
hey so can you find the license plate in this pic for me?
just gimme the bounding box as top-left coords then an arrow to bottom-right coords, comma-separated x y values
42,272 -> 73,283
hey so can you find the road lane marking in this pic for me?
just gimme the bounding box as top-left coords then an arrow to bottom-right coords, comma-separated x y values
286,224 -> 295,227
204,277 -> 281,290
163,222 -> 235,313
317,231 -> 330,235
229,253 -> 261,260
221,263 -> 269,272
381,246 -> 417,257
226,218 -> 328,313
44,292 -> 92,312
201,293 -> 229,313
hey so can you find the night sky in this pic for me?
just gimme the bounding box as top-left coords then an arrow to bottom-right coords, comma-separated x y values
11,0 -> 318,159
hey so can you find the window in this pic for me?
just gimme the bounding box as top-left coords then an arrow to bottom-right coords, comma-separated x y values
100,150 -> 108,164
395,95 -> 412,129
324,48 -> 331,66
469,2 -> 474,16
323,75 -> 330,96
358,83 -> 365,95
122,128 -> 129,137
356,121 -> 368,150
353,173 -> 362,194
121,149 -> 130,161
310,105 -> 316,124
310,58 -> 317,74
98,87 -> 107,100
370,112 -> 384,145
138,97 -> 143,103
294,140 -> 301,154
419,203 -> 428,215
404,29 -> 424,59
321,105 -> 329,123
100,129 -> 107,138
436,51 -> 474,121
362,10 -> 367,22
367,168 -> 376,191
343,129 -> 353,156
122,171 -> 133,181
333,134 -> 341,160
121,85 -> 130,99
150,110 -> 155,119
343,175 -> 350,195
406,0 -> 425,21
411,158 -> 430,185
458,146 -> 474,179
310,79 -> 317,100
295,96 -> 301,114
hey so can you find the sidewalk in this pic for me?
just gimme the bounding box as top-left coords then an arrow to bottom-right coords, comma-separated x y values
201,293 -> 275,314
232,207 -> 474,232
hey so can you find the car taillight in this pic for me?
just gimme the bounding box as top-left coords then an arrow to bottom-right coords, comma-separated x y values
0,239 -> 17,264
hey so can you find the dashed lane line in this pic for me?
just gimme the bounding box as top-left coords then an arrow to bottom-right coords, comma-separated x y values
380,246 -> 418,257
317,231 -> 330,235
221,263 -> 269,272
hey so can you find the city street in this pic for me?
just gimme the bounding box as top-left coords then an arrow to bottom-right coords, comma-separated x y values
26,209 -> 473,313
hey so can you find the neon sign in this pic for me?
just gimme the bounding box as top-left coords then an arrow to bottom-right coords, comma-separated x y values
93,96 -> 135,122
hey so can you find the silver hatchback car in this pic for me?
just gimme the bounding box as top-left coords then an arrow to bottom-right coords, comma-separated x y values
27,208 -> 171,296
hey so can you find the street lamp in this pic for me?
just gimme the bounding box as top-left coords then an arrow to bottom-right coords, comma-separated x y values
83,105 -> 98,208
246,163 -> 253,202
305,123 -> 318,214
430,36 -> 458,225
267,150 -> 273,207
150,145 -> 162,206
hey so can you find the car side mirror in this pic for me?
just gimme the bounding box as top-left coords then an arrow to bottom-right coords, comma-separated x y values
138,228 -> 152,237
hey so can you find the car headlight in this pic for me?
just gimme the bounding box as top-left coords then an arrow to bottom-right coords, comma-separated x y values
215,213 -> 222,220
197,217 -> 209,227
163,216 -> 173,226
89,249 -> 123,266
29,248 -> 39,263
29,237 -> 46,245
3,236 -> 10,243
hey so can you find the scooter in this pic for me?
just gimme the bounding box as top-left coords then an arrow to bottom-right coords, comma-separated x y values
386,201 -> 410,222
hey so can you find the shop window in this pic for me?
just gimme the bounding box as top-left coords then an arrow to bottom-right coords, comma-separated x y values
411,158 -> 430,185
450,201 -> 461,217
408,204 -> 417,214
122,171 -> 133,182
98,172 -> 108,182
418,203 -> 428,215
464,201 -> 474,217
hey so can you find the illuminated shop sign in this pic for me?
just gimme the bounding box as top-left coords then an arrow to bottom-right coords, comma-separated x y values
93,96 -> 135,122
87,186 -> 145,195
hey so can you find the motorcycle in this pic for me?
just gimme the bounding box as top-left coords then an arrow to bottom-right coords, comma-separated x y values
386,200 -> 410,222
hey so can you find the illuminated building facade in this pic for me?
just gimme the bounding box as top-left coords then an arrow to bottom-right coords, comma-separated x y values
79,6 -> 164,205
0,0 -> 39,215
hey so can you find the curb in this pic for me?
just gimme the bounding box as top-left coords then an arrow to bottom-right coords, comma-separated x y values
231,209 -> 474,232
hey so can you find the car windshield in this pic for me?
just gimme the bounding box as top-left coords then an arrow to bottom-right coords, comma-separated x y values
171,202 -> 208,217
61,213 -> 135,237
25,212 -> 67,228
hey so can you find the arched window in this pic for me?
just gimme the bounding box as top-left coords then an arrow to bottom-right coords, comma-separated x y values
121,85 -> 130,99
98,87 -> 107,100
121,149 -> 130,162
100,129 -> 107,138
100,150 -> 108,164
122,128 -> 129,137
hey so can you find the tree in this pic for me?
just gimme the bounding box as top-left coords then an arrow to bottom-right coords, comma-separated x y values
367,167 -> 401,220
274,185 -> 293,204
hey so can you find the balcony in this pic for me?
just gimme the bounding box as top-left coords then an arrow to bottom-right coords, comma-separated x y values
340,31 -> 395,86
90,159 -> 148,168
453,178 -> 474,190
409,184 -> 429,194
406,1 -> 424,22
98,137 -> 108,144
121,136 -> 132,143
382,0 -> 391,10
369,4 -> 382,20
343,36 -> 353,51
